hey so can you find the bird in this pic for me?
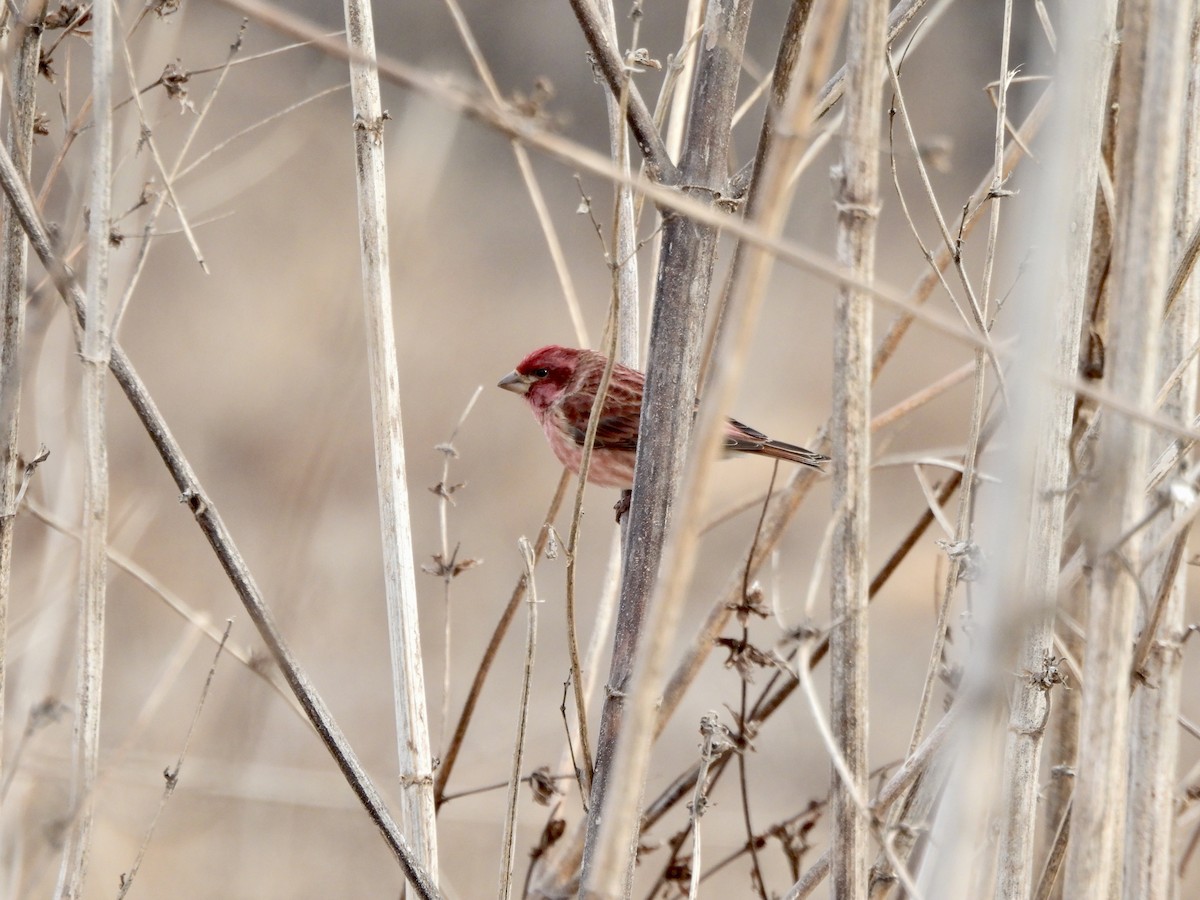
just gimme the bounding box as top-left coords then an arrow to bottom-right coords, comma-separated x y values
498,345 -> 828,493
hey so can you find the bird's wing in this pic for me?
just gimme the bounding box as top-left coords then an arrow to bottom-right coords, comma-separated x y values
560,391 -> 640,450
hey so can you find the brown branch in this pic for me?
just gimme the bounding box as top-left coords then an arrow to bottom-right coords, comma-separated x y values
579,0 -> 755,893
567,0 -> 679,183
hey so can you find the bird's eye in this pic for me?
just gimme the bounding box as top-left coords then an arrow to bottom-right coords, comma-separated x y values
532,367 -> 550,378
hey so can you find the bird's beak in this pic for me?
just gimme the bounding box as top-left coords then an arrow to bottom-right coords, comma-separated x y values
497,370 -> 532,395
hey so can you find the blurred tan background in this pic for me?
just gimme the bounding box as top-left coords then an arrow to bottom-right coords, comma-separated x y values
4,0 -> 1197,897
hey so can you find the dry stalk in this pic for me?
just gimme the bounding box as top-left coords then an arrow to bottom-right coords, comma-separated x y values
342,0 -> 438,881
498,539 -> 541,900
58,0 -> 113,892
0,118 -> 443,900
686,713 -> 731,898
214,0 -> 1006,359
537,76 -> 1046,889
434,473 -> 569,807
1063,0 -> 1191,894
567,0 -> 678,183
0,0 -> 46,790
440,0 -> 589,347
579,2 -> 755,892
829,0 -> 887,895
985,2 -> 1118,896
1123,9 -> 1200,895
430,388 -> 483,747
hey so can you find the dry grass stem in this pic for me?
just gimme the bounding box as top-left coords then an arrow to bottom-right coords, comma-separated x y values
829,0 -> 886,893
794,636 -> 920,897
430,387 -> 483,747
115,622 -> 232,899
441,0 -> 589,347
23,497 -> 302,717
498,538 -> 540,900
686,713 -> 729,898
343,0 -> 438,879
579,2 -> 756,890
1063,0 -> 1190,894
983,2 -> 1117,894
10,2 -> 1199,895
0,0 -> 46,792
564,325 -> 627,802
0,111 -> 443,900
58,0 -> 114,891
434,472 -> 569,806
1123,11 -> 1200,894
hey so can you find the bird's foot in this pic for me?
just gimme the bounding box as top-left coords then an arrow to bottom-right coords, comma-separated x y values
613,490 -> 632,523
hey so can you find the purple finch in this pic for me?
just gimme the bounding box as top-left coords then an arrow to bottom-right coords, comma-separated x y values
498,345 -> 828,489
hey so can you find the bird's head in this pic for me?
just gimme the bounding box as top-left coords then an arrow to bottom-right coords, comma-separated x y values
498,345 -> 579,413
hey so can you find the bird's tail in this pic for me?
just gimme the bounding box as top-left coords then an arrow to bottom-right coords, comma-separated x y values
758,439 -> 830,469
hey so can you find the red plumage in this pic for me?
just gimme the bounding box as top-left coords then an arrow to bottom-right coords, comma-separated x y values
498,345 -> 828,489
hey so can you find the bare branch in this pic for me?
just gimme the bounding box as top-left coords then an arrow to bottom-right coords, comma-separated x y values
0,109 -> 444,900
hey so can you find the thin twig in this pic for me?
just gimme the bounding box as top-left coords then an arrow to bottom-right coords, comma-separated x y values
23,497 -> 302,717
0,110 -> 444,900
212,0 -> 1030,361
687,713 -> 731,898
786,705 -> 959,899
886,50 -> 1009,405
563,305 -> 624,802
430,387 -> 483,749
440,0 -> 589,346
116,622 -> 233,899
112,20 -> 248,334
498,539 -> 540,900
174,83 -> 348,180
566,0 -> 679,183
112,8 -> 207,272
434,472 -> 570,806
